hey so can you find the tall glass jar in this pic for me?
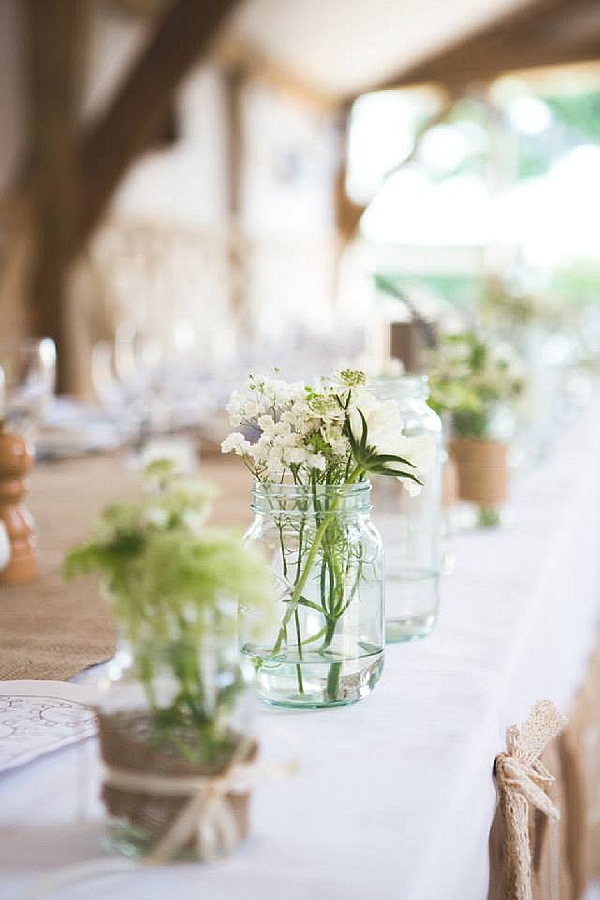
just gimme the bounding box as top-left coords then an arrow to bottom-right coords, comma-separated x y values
241,482 -> 384,708
96,631 -> 256,861
371,376 -> 443,642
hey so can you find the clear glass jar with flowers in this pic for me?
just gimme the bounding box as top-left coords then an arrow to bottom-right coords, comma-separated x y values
428,332 -> 525,528
222,370 -> 429,708
63,462 -> 272,862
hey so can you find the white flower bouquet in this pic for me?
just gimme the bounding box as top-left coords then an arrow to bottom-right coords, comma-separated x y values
223,370 -> 430,707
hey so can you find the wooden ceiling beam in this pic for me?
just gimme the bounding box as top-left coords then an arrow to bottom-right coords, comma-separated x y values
353,0 -> 600,96
76,0 -> 240,255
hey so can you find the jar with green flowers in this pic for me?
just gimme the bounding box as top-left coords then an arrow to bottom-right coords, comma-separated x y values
429,332 -> 525,528
63,461 -> 272,862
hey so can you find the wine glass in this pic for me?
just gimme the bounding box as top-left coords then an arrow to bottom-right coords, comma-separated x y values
0,338 -> 56,444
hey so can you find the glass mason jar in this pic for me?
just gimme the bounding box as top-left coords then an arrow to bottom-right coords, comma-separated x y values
240,481 -> 384,708
371,376 -> 443,643
95,630 -> 256,860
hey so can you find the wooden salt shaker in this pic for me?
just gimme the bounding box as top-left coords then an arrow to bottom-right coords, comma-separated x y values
0,423 -> 37,584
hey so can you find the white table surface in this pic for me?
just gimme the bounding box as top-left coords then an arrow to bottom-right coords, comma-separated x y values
2,398 -> 599,900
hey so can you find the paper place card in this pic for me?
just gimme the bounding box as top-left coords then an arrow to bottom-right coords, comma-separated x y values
0,681 -> 97,774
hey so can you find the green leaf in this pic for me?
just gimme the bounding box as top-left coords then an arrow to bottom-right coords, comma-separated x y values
358,409 -> 368,454
369,452 -> 416,468
372,467 -> 422,484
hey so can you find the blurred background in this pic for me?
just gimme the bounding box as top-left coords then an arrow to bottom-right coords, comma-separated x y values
0,0 -> 599,453
2,6 -> 600,892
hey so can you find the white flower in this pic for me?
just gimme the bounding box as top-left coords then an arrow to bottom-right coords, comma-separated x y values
224,370 -> 436,488
265,449 -> 286,479
396,435 -> 436,497
396,434 -> 436,475
307,453 -> 327,472
257,414 -> 276,434
221,432 -> 251,456
403,478 -> 423,498
279,431 -> 300,449
225,391 -> 244,426
349,389 -> 407,459
243,399 -> 260,418
286,447 -> 308,465
329,436 -> 350,458
250,434 -> 271,463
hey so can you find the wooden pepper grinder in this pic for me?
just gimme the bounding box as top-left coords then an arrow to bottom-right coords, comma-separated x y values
0,422 -> 37,584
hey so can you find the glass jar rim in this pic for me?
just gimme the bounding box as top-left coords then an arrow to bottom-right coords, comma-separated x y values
251,479 -> 372,514
252,479 -> 371,499
372,374 -> 430,401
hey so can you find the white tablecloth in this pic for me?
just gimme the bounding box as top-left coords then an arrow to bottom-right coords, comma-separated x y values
2,398 -> 599,900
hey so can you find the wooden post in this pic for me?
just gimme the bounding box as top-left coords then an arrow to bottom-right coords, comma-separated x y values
223,63 -> 246,317
24,0 -> 87,391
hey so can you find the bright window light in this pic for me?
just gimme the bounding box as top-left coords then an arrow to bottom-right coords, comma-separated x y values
506,95 -> 553,135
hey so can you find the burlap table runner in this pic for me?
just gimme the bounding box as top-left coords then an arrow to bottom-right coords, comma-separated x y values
0,453 -> 250,681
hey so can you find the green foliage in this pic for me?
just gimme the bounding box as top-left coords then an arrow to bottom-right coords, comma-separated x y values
515,138 -> 551,181
63,462 -> 272,759
64,466 -> 271,644
375,271 -> 485,312
547,260 -> 600,309
514,92 -> 600,180
545,92 -> 600,142
428,332 -> 525,439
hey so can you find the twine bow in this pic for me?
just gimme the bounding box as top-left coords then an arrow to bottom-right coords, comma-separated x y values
104,757 -> 261,863
494,700 -> 567,900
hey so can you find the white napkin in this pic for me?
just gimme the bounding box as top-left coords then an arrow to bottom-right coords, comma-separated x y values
0,681 -> 97,774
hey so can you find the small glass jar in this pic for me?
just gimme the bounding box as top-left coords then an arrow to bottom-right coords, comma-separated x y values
96,632 -> 256,860
502,323 -> 560,468
241,481 -> 384,708
371,376 -> 443,642
451,401 -> 514,529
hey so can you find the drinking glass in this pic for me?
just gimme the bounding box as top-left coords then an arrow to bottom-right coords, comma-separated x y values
0,338 -> 56,443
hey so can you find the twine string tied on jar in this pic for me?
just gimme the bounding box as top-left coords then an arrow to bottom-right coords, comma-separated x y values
103,758 -> 258,863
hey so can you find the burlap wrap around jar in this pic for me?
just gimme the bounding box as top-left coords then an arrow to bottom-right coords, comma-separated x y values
450,438 -> 509,508
98,711 -> 256,860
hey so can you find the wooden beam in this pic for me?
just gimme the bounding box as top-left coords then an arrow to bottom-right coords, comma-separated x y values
354,0 -> 600,96
332,105 -> 364,307
223,64 -> 245,231
223,62 -> 246,315
334,165 -> 365,247
77,0 -> 240,254
24,0 -> 88,390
